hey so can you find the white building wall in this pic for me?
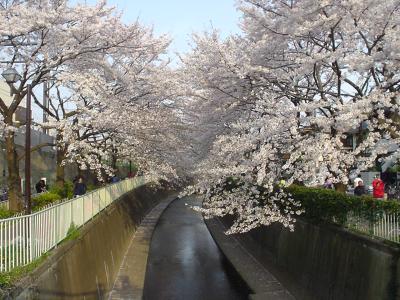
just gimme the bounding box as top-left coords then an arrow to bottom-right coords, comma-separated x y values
0,80 -> 26,107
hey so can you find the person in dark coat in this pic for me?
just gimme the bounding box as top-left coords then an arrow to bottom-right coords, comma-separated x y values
73,177 -> 87,197
35,180 -> 46,193
111,175 -> 120,183
354,180 -> 366,196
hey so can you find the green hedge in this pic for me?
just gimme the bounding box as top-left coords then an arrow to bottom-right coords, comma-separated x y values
49,181 -> 74,200
86,183 -> 97,193
286,185 -> 400,225
0,207 -> 13,219
32,192 -> 62,211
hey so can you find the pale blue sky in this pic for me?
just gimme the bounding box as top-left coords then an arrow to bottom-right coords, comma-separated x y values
31,1 -> 242,121
82,0 -> 241,54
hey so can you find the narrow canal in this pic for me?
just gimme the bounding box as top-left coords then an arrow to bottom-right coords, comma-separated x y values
143,196 -> 250,300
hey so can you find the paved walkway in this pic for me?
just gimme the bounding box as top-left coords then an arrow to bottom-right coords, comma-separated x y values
108,194 -> 178,300
142,196 -> 249,300
205,218 -> 295,300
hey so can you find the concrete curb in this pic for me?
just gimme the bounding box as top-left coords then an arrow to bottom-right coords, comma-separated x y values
205,217 -> 295,300
108,194 -> 178,300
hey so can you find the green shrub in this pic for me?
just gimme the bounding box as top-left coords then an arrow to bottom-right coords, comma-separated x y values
49,181 -> 74,199
64,181 -> 74,199
0,207 -> 13,219
86,183 -> 97,192
286,185 -> 400,225
48,185 -> 63,198
32,192 -> 62,210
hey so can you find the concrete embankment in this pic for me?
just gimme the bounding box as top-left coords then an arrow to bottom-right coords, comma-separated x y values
213,216 -> 400,300
11,184 -> 173,300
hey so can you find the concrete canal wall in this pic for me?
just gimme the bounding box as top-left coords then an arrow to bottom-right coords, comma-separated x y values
15,184 -> 171,300
220,217 -> 400,300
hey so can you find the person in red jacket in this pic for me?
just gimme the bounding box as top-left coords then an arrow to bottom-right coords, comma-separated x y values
372,175 -> 385,199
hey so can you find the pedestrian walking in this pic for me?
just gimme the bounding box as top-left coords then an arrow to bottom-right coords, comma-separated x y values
372,175 -> 385,199
73,177 -> 87,197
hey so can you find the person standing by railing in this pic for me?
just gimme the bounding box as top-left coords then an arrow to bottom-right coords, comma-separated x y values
35,179 -> 46,194
73,177 -> 87,197
354,180 -> 366,196
353,175 -> 363,188
372,175 -> 385,199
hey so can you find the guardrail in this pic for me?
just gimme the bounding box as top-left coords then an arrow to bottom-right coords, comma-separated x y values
346,212 -> 400,243
0,176 -> 147,272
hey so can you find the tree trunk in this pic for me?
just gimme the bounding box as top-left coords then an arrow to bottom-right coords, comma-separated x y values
56,148 -> 66,188
5,131 -> 23,212
55,133 -> 66,188
111,154 -> 117,171
335,182 -> 347,193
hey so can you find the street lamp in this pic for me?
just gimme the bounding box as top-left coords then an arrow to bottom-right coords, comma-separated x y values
1,67 -> 32,213
2,67 -> 21,84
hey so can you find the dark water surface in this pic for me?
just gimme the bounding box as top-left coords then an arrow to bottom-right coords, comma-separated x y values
143,196 -> 249,300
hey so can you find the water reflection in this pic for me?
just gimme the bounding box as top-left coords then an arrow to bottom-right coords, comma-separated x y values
143,196 -> 249,300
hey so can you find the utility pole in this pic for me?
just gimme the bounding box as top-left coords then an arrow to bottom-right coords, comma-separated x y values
25,84 -> 32,214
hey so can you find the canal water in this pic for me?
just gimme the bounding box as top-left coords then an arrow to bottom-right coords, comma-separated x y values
143,196 -> 250,300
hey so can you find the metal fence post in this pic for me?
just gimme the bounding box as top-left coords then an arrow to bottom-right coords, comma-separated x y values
53,208 -> 56,248
70,200 -> 73,228
57,205 -> 61,245
29,216 -> 33,263
91,193 -> 94,219
82,197 -> 85,225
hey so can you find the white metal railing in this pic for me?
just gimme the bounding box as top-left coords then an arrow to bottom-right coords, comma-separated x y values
0,176 -> 147,272
346,212 -> 400,243
372,213 -> 400,243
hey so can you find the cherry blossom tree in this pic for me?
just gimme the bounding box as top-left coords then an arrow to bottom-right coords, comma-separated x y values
233,0 -> 400,187
180,0 -> 400,233
36,32 -> 173,187
0,0 -> 173,211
